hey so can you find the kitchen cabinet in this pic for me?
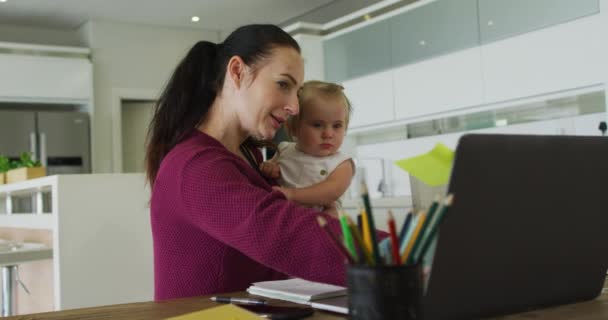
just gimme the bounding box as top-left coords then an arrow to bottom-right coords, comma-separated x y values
324,20 -> 392,82
394,47 -> 484,120
0,53 -> 92,103
481,15 -> 604,103
390,0 -> 479,67
479,0 -> 599,43
343,69 -> 394,128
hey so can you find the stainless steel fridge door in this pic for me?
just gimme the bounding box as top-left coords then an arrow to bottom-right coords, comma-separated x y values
0,110 -> 37,160
37,111 -> 91,174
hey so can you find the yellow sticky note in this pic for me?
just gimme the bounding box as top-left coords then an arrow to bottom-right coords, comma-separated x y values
165,304 -> 261,320
394,143 -> 454,186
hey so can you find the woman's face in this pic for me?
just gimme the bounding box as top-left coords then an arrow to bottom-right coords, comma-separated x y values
235,47 -> 304,140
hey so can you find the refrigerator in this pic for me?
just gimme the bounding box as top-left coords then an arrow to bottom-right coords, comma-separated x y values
0,110 -> 91,175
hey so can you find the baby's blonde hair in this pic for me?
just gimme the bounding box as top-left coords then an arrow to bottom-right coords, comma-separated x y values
286,80 -> 352,139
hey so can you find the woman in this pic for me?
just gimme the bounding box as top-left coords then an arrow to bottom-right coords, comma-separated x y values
146,24 -> 348,300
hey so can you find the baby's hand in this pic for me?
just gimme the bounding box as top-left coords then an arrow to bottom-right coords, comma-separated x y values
272,186 -> 293,200
259,161 -> 281,179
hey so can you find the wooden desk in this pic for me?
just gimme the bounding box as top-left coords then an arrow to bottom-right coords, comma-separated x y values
6,281 -> 607,320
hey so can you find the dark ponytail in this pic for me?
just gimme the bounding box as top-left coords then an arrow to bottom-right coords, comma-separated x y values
146,24 -> 300,186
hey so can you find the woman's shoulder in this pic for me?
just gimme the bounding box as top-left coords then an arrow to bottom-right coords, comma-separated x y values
162,131 -> 234,170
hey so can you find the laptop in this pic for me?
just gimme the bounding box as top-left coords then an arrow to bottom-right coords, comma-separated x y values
424,134 -> 608,319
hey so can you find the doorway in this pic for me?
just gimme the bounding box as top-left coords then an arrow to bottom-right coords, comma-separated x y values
120,100 -> 155,173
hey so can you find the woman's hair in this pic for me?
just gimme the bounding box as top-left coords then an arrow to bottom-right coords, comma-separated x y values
145,24 -> 300,186
285,80 -> 352,139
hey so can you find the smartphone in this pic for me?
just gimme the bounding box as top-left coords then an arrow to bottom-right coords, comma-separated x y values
239,304 -> 314,319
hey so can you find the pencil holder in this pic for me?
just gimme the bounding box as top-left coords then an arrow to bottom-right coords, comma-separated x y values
347,263 -> 423,320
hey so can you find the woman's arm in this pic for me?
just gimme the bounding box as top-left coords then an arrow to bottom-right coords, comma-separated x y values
276,159 -> 354,207
179,151 -> 348,285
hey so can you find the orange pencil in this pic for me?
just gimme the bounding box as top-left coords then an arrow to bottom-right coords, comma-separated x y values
387,210 -> 401,265
317,216 -> 355,264
401,212 -> 427,264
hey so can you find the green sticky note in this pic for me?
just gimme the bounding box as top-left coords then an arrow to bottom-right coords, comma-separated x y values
395,143 -> 454,186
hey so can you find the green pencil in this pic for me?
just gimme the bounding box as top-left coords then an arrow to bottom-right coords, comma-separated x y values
407,195 -> 441,265
339,211 -> 358,263
413,194 -> 454,265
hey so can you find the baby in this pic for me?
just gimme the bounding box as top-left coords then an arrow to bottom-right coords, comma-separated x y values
260,80 -> 355,210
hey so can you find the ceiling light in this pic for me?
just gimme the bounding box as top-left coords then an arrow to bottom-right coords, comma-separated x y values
419,40 -> 426,46
0,0 -> 7,3
363,14 -> 372,21
487,20 -> 494,26
191,16 -> 200,22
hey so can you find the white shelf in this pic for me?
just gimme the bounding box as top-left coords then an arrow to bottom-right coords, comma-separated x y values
0,174 -> 153,312
0,214 -> 53,230
0,176 -> 56,194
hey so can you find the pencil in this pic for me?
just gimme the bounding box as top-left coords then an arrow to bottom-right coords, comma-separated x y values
401,212 -> 427,264
361,207 -> 372,253
360,181 -> 381,265
407,196 -> 441,265
387,210 -> 401,265
339,212 -> 358,263
398,210 -> 413,245
414,194 -> 454,265
346,216 -> 374,266
317,216 -> 355,264
399,211 -> 421,255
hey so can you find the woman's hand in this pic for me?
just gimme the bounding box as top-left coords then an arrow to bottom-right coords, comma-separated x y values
259,161 -> 281,179
322,202 -> 340,219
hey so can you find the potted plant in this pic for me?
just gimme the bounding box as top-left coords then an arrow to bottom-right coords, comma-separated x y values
6,152 -> 46,184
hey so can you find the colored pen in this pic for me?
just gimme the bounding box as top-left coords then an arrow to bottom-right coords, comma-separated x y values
210,296 -> 268,305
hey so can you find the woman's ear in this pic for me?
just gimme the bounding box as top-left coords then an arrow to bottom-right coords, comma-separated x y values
226,56 -> 246,89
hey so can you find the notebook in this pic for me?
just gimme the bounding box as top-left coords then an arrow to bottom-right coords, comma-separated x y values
247,278 -> 346,304
424,134 -> 608,319
310,296 -> 348,314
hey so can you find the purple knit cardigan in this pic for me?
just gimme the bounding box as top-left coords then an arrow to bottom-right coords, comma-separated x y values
150,130 -> 348,300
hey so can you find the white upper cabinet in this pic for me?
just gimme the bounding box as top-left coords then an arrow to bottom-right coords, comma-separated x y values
0,53 -> 92,103
480,15 -> 604,104
394,47 -> 484,120
343,70 -> 394,128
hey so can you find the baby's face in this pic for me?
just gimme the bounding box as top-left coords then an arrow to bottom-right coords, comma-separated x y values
294,96 -> 347,157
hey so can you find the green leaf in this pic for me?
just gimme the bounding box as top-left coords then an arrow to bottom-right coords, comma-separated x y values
0,155 -> 9,173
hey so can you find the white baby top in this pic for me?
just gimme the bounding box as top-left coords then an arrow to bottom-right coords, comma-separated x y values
276,141 -> 353,190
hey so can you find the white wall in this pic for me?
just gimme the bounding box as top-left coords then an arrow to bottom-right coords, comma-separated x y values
78,20 -> 219,173
0,24 -> 84,47
293,34 -> 325,81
